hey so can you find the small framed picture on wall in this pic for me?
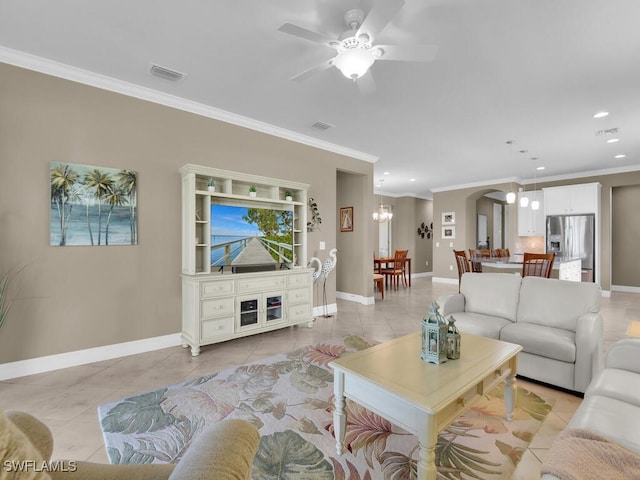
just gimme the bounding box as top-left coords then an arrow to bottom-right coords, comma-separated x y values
340,207 -> 353,232
442,226 -> 456,239
442,211 -> 455,225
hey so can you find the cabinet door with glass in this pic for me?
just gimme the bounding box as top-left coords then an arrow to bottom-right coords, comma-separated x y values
236,292 -> 285,332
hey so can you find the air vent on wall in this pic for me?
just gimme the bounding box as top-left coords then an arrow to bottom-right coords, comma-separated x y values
149,64 -> 186,82
311,121 -> 334,131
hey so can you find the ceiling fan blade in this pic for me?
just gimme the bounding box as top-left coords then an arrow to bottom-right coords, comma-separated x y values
376,44 -> 439,62
278,23 -> 337,48
356,0 -> 405,41
290,58 -> 335,82
356,71 -> 376,95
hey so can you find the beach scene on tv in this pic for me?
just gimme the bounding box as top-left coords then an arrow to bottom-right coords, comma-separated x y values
210,204 -> 294,272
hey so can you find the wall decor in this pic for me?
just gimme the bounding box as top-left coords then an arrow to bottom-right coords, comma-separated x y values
340,206 -> 354,232
50,162 -> 138,246
442,226 -> 456,239
442,211 -> 455,225
307,197 -> 322,232
417,222 -> 433,239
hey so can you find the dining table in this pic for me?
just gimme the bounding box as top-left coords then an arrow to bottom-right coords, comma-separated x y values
374,256 -> 412,287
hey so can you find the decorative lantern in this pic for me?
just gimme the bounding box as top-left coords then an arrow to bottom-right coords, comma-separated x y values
421,301 -> 448,364
446,315 -> 461,360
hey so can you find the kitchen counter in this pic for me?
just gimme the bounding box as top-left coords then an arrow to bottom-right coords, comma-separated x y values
476,256 -> 582,281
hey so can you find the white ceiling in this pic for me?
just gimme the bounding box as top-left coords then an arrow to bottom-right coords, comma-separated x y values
1,0 -> 639,197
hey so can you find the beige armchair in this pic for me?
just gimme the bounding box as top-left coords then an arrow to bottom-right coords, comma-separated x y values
1,410 -> 259,480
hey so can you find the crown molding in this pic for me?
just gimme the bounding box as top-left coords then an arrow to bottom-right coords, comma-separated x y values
519,164 -> 640,185
430,176 -> 521,193
0,46 -> 378,164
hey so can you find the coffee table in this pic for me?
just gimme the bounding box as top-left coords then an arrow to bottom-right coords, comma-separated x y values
329,332 -> 522,480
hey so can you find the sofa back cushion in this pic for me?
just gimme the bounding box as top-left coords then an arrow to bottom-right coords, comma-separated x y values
460,273 -> 522,322
517,276 -> 601,331
0,411 -> 51,480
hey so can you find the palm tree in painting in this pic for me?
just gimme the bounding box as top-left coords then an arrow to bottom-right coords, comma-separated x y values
104,186 -> 129,245
84,169 -> 113,245
83,190 -> 95,245
50,164 -> 79,246
116,170 -> 137,244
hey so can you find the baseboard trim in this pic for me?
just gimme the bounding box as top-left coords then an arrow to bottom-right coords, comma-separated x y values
432,277 -> 458,285
312,303 -> 338,317
611,285 -> 640,294
335,291 -> 374,305
412,272 -> 433,278
0,333 -> 182,381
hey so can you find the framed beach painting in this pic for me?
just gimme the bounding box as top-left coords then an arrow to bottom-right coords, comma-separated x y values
340,206 -> 353,232
50,162 -> 138,246
442,226 -> 456,239
442,211 -> 455,225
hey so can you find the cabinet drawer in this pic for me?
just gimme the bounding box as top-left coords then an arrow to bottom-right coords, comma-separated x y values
289,287 -> 311,305
201,280 -> 235,298
201,297 -> 235,319
201,317 -> 233,340
289,303 -> 311,322
237,276 -> 286,292
482,363 -> 511,393
288,273 -> 311,287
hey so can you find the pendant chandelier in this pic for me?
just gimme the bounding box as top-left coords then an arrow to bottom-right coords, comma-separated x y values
372,179 -> 393,223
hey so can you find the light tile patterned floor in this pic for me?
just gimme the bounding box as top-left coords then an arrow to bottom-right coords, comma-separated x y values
0,277 -> 636,478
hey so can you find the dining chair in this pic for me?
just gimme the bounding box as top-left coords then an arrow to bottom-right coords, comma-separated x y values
453,249 -> 470,292
522,252 -> 556,278
381,249 -> 409,290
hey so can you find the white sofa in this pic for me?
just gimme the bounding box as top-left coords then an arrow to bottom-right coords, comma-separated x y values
541,338 -> 640,479
437,272 -> 603,394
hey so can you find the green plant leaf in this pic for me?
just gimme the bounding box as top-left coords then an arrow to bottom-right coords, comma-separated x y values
101,389 -> 176,434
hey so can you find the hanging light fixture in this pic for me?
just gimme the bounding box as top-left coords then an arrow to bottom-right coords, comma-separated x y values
519,185 -> 529,207
531,168 -> 540,210
505,140 -> 516,204
372,179 -> 393,222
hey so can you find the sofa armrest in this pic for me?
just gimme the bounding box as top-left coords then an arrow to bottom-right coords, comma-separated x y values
605,338 -> 640,374
169,419 -> 259,480
437,294 -> 465,317
5,410 -> 54,462
49,462 -> 175,480
574,312 -> 604,393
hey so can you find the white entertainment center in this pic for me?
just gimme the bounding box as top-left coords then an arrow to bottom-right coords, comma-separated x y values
180,164 -> 314,356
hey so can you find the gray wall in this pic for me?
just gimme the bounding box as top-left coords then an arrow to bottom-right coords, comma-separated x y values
0,62 -> 373,363
612,185 -> 640,287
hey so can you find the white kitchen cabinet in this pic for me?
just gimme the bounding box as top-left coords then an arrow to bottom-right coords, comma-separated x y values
517,190 -> 544,236
543,183 -> 600,215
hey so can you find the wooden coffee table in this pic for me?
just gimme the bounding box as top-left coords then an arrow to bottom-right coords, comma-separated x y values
329,332 -> 522,480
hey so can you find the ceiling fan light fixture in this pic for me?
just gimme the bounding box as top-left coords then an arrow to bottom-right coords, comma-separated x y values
333,45 -> 375,80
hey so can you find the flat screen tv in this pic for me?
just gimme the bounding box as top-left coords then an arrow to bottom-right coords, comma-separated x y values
210,203 -> 294,273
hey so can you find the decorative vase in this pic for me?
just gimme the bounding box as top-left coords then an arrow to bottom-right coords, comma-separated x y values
249,191 -> 257,198
207,186 -> 215,192
285,195 -> 293,202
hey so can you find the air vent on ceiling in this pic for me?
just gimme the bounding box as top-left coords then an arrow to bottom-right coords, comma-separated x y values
595,127 -> 618,136
311,121 -> 334,131
149,64 -> 186,82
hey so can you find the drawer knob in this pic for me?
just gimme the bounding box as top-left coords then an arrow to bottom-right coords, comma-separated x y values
457,397 -> 466,407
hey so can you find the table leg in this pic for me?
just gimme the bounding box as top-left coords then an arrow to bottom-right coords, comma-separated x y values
333,371 -> 347,455
417,415 -> 437,480
504,368 -> 517,422
408,259 -> 412,287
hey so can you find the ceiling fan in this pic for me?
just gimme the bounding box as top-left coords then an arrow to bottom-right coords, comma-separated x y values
278,0 -> 438,93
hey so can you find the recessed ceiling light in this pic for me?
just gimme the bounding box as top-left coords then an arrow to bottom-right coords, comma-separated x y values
536,166 -> 545,170
593,111 -> 609,119
614,154 -> 626,159
606,138 -> 620,143
409,178 -> 416,182
383,171 -> 390,175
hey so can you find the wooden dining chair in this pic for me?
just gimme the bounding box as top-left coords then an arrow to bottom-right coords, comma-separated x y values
381,249 -> 409,290
468,249 -> 486,272
453,249 -> 470,292
522,252 -> 556,278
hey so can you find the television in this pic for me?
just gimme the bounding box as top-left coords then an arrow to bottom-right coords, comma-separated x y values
210,203 -> 294,273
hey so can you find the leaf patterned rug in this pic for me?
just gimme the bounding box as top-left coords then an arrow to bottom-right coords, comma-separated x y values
98,335 -> 552,479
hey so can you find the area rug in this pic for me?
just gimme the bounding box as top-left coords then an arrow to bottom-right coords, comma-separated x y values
98,335 -> 553,479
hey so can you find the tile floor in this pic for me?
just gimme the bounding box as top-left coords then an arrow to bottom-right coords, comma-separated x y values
0,277 -> 637,478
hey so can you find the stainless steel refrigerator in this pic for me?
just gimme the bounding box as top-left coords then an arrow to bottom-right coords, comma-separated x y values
546,214 -> 595,282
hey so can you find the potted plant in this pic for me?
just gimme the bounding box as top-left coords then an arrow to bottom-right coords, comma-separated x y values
207,178 -> 215,192
285,191 -> 293,201
249,185 -> 257,197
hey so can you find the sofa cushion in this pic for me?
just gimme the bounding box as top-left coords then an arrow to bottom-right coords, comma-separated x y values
585,369 -> 640,408
460,273 -> 521,322
500,322 -> 576,363
447,311 -> 511,339
517,277 -> 600,331
0,410 -> 51,480
568,395 -> 640,456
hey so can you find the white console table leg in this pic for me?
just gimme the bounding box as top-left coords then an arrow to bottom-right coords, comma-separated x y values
417,415 -> 437,480
333,371 -> 346,456
504,369 -> 517,422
